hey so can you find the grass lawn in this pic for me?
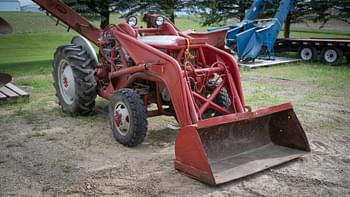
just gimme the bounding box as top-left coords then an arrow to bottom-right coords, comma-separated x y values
0,12 -> 349,112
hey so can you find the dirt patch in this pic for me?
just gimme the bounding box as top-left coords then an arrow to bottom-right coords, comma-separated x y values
1,73 -> 350,196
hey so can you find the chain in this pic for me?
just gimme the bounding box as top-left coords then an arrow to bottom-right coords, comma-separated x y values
184,38 -> 194,72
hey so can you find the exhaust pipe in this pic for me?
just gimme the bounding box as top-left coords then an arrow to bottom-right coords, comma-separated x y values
0,17 -> 13,34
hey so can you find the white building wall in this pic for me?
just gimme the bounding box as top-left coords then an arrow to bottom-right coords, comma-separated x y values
0,2 -> 21,12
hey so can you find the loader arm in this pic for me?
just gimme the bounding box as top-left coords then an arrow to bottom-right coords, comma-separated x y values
31,0 -> 101,45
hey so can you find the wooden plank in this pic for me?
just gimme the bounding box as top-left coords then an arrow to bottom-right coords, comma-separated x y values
0,83 -> 29,104
5,83 -> 28,96
0,86 -> 18,98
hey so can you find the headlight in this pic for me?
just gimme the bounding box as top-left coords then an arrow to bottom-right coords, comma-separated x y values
127,16 -> 137,27
154,16 -> 164,26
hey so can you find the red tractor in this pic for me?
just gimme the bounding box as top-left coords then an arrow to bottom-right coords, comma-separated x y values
3,0 -> 311,185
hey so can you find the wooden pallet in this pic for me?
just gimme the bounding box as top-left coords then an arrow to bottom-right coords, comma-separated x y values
0,83 -> 29,103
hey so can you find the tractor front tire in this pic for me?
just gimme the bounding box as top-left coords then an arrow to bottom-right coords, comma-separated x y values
53,44 -> 97,115
109,89 -> 148,147
203,81 -> 231,118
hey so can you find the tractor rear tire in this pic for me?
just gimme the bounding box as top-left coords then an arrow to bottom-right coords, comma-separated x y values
109,89 -> 148,147
53,44 -> 97,115
321,47 -> 343,66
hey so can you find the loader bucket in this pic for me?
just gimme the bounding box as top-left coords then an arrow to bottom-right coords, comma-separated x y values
0,73 -> 12,88
0,17 -> 13,34
175,103 -> 310,185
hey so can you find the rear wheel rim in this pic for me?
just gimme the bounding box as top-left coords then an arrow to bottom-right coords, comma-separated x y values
324,49 -> 337,63
300,48 -> 312,60
58,59 -> 75,105
113,101 -> 130,136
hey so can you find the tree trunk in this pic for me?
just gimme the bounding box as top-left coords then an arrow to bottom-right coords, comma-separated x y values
169,11 -> 175,24
100,11 -> 110,29
100,1 -> 110,29
239,2 -> 245,21
284,14 -> 291,38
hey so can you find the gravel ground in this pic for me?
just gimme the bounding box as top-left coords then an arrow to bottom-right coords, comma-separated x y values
0,70 -> 349,197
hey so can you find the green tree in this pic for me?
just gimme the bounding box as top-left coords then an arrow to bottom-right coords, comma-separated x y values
125,0 -> 192,23
195,0 -> 253,26
261,1 -> 313,38
310,0 -> 350,27
63,0 -> 98,23
195,0 -> 315,38
64,0 -> 137,28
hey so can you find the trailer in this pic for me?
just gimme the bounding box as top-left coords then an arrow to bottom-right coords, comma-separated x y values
275,38 -> 350,65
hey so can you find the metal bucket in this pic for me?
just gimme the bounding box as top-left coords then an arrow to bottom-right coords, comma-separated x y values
0,17 -> 13,34
0,73 -> 12,88
175,103 -> 310,185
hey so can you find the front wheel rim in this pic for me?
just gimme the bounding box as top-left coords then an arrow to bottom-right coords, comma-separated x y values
58,59 -> 76,105
113,101 -> 130,136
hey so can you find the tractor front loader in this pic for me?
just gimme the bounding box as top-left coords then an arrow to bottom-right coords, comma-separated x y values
28,0 -> 310,185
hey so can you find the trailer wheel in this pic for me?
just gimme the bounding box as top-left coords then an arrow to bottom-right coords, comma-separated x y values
203,81 -> 231,118
53,44 -> 97,115
109,89 -> 148,147
321,48 -> 343,65
298,46 -> 317,61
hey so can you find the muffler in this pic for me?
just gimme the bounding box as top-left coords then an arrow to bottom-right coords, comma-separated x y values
175,103 -> 310,185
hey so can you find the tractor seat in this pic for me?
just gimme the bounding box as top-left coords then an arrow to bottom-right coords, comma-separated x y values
139,35 -> 182,46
